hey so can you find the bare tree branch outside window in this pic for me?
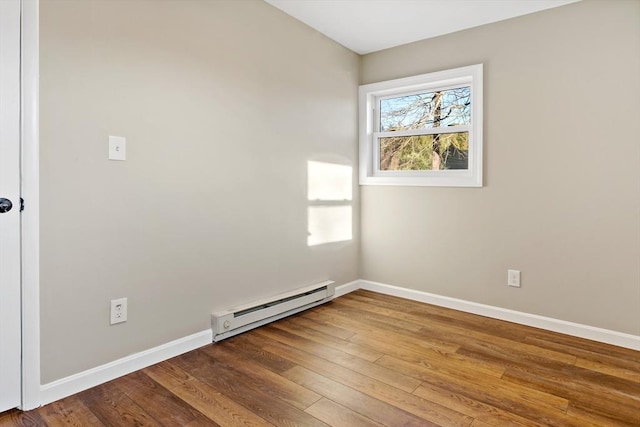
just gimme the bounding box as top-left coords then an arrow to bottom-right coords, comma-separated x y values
379,86 -> 471,171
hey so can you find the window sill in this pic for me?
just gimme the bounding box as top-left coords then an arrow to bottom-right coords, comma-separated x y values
359,173 -> 482,187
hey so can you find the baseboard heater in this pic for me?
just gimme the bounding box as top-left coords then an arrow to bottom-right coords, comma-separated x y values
211,280 -> 335,342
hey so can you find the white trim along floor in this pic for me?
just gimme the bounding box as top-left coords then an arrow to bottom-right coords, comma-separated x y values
38,279 -> 639,407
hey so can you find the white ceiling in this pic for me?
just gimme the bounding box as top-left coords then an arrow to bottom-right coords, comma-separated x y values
264,0 -> 580,55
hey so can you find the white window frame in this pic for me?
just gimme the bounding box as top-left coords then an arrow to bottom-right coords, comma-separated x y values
359,64 -> 483,187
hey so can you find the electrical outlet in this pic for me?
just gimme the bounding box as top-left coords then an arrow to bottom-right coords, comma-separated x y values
110,297 -> 127,325
108,135 -> 126,161
508,270 -> 521,287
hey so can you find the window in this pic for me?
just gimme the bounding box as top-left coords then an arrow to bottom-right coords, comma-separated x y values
359,64 -> 483,187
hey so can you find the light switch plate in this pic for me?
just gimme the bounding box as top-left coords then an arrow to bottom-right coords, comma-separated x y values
109,135 -> 126,160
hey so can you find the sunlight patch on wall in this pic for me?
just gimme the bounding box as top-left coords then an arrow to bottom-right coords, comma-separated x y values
308,206 -> 352,246
307,161 -> 353,246
308,161 -> 352,201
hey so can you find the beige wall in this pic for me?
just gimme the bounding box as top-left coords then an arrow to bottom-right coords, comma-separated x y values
40,0 -> 360,383
39,0 -> 640,384
360,0 -> 640,335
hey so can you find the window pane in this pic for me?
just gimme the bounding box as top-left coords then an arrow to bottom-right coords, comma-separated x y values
379,132 -> 468,171
380,87 -> 470,132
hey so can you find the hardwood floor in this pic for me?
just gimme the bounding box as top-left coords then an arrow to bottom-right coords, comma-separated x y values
2,290 -> 639,426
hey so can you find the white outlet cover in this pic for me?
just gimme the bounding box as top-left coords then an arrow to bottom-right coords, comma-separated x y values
508,269 -> 521,287
108,135 -> 126,161
110,297 -> 128,324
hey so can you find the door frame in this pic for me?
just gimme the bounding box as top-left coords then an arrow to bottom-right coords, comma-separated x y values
20,0 -> 40,411
0,0 -> 23,411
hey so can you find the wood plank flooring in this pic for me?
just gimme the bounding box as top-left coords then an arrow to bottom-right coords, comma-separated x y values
2,290 -> 639,426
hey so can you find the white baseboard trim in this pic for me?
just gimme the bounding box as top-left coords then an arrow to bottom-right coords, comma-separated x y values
37,280 -> 361,407
350,280 -> 640,351
37,278 -> 639,407
40,329 -> 212,406
333,280 -> 361,298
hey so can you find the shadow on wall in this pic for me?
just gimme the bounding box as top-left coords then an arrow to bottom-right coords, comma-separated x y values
307,160 -> 353,246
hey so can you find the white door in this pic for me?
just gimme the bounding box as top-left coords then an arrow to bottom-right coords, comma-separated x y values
0,0 -> 23,412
